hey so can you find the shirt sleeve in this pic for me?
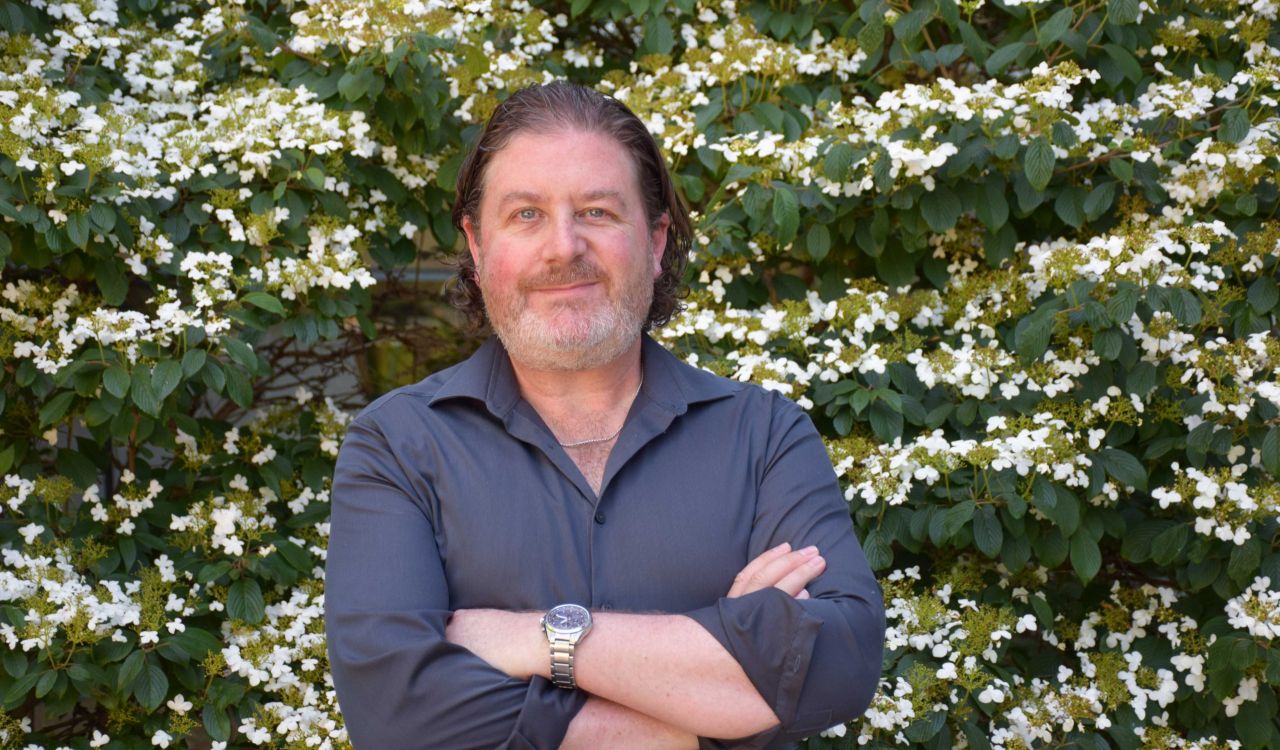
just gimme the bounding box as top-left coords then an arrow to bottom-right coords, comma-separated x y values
684,393 -> 885,749
325,414 -> 587,750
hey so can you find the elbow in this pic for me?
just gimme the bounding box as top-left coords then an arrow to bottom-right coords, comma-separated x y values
830,595 -> 887,723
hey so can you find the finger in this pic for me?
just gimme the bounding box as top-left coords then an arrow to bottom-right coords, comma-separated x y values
732,546 -> 819,597
728,542 -> 792,597
796,589 -> 810,600
772,555 -> 825,597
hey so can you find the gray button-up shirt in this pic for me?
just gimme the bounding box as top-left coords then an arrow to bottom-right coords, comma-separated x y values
326,335 -> 884,749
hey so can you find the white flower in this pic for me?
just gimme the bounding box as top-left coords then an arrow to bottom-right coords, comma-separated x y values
166,693 -> 193,713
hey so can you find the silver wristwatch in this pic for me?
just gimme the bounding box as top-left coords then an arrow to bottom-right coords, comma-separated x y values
541,603 -> 593,689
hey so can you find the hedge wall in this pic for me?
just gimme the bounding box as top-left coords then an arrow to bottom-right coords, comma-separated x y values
1,0 -> 1279,748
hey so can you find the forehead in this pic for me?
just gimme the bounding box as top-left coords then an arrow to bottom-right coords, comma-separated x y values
479,129 -> 643,208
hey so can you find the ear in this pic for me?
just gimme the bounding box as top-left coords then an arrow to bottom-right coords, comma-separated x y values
649,212 -> 670,278
462,215 -> 482,268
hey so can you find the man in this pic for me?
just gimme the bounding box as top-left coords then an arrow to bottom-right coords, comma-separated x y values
325,81 -> 884,750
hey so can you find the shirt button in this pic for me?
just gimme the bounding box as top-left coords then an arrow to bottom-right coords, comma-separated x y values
600,603 -> 613,610
594,511 -> 606,525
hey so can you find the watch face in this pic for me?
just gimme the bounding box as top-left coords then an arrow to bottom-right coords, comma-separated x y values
547,604 -> 590,630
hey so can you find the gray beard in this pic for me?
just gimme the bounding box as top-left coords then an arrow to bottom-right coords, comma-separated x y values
490,301 -> 645,371
480,260 -> 652,372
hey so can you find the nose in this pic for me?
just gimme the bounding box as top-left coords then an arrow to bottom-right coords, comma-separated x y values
542,210 -> 586,264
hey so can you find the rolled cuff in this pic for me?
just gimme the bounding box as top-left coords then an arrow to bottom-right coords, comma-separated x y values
684,587 -> 822,747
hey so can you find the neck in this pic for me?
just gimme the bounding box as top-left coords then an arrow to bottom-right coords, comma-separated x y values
509,337 -> 645,422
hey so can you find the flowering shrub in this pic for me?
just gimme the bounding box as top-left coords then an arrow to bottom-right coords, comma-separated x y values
1,0 -> 1278,748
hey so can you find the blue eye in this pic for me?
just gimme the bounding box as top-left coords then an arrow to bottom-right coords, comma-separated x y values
517,208 -> 538,221
585,208 -> 607,219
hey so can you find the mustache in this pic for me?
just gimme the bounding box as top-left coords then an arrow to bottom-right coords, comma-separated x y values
519,258 -> 605,291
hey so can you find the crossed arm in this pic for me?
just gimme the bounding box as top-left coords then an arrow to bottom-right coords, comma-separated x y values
446,543 -> 827,748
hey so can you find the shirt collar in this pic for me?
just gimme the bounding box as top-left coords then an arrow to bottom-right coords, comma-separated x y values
427,334 -> 740,418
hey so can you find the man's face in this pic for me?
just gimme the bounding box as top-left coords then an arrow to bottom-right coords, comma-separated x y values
462,128 -> 670,371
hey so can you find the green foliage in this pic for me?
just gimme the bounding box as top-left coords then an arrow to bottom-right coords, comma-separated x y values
1,0 -> 1278,748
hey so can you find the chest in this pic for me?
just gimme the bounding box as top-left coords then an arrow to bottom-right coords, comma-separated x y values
424,431 -> 760,613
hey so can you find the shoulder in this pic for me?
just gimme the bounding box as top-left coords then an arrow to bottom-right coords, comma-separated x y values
350,359 -> 469,430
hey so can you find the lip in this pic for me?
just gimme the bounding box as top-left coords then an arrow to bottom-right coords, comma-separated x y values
532,281 -> 599,293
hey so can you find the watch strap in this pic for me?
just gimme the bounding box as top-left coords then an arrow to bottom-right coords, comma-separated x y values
548,634 -> 578,689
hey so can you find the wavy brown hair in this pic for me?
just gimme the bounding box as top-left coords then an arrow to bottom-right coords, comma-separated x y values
450,81 -> 692,330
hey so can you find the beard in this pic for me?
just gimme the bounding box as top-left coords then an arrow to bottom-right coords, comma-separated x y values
477,255 -> 653,371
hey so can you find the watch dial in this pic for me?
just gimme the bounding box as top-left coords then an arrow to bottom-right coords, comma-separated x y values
549,605 -> 588,629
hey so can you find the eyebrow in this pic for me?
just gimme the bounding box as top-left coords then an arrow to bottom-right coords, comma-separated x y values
494,189 -> 629,208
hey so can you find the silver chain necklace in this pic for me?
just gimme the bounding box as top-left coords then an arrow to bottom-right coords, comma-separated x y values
556,378 -> 643,448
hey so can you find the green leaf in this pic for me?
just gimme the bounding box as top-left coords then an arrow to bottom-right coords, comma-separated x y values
1084,182 -> 1117,221
132,660 -> 168,712
170,627 -> 223,661
227,579 -> 265,624
204,703 -> 233,742
1236,699 -> 1272,750
66,211 -> 90,248
95,257 -> 128,306
88,203 -> 117,233
303,166 -> 325,190
941,500 -> 976,541
920,186 -> 962,232
857,15 -> 885,55
1015,306 -> 1055,363
1093,327 -> 1122,360
985,41 -> 1025,75
771,186 -> 800,247
1053,186 -> 1085,228
129,366 -> 161,417
1220,108 -> 1251,145
35,669 -> 57,698
1023,136 -> 1055,192
2,651 -> 26,679
1037,7 -> 1074,46
38,391 -> 76,427
1151,524 -> 1188,566
181,349 -> 208,378
242,291 -> 285,316
976,173 -> 1009,229
225,365 -> 254,408
1100,448 -> 1147,490
1229,539 -> 1262,587
1043,488 -> 1081,537
641,15 -> 674,56
117,650 -> 144,691
4,671 -> 42,705
823,142 -> 855,182
103,364 -> 130,399
973,505 -> 1003,558
1109,157 -> 1134,182
806,224 -> 831,262
276,540 -> 313,573
1262,428 -> 1280,477
1121,519 -> 1176,563
1070,532 -> 1102,583
1032,475 -> 1057,511
337,66 -> 375,102
221,337 -> 257,370
1102,43 -> 1143,83
1248,276 -> 1278,314
868,399 -> 903,443
1108,0 -> 1140,24
151,360 -> 182,401
862,528 -> 893,570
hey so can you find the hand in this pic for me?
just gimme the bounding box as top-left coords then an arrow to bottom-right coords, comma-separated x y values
445,609 -> 544,680
726,542 -> 825,600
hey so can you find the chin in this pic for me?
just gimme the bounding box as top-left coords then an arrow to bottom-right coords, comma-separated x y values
497,320 -> 642,372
